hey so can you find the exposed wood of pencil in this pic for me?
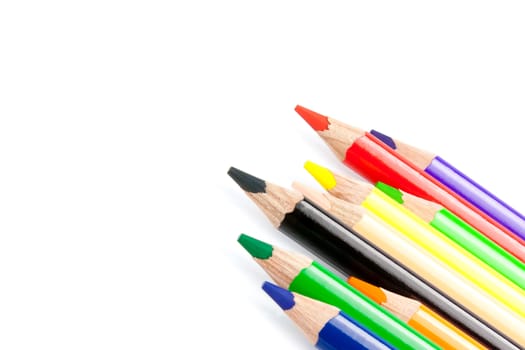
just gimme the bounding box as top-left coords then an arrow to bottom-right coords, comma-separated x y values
293,183 -> 525,345
245,236 -> 440,350
231,167 -> 420,295
285,290 -> 339,344
303,159 -> 373,206
331,173 -> 372,204
256,247 -> 312,289
348,276 -> 421,323
263,281 -> 393,349
227,166 -> 303,227
247,182 -> 303,227
399,189 -> 442,223
296,108 -> 525,263
295,105 -> 366,161
292,181 -> 364,226
315,167 -> 439,222
303,159 -> 371,204
385,135 -> 435,169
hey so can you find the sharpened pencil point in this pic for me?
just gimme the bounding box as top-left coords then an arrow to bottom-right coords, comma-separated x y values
262,281 -> 295,311
295,105 -> 330,131
237,234 -> 273,259
375,182 -> 404,204
227,167 -> 266,193
370,130 -> 397,150
304,161 -> 337,190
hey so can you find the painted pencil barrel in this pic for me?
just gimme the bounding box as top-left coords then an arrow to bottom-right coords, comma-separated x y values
347,276 -> 487,349
344,134 -> 525,263
362,188 -> 525,318
426,156 -> 525,241
262,281 -> 394,350
350,212 -> 525,345
281,201 -> 521,349
375,182 -> 525,291
408,306 -> 486,350
345,134 -> 437,201
432,209 -> 525,290
289,262 -> 440,350
317,312 -> 394,350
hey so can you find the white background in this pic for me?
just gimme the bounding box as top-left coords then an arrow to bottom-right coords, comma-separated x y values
1,1 -> 525,349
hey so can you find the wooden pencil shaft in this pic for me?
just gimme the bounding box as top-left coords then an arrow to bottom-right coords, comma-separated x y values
263,281 -> 394,349
296,107 -> 524,261
380,289 -> 485,350
286,292 -> 339,345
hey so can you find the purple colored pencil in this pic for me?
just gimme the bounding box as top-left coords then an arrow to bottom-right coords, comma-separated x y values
371,129 -> 525,242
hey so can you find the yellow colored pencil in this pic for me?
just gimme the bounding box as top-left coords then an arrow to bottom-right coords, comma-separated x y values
292,181 -> 525,345
304,160 -> 525,319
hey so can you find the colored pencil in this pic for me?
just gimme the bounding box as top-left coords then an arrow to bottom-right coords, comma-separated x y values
294,105 -> 525,263
371,128 -> 525,241
227,166 -> 521,349
304,161 -> 525,318
262,281 -> 395,350
291,181 -> 525,346
238,234 -> 438,349
374,181 -> 525,290
347,277 -> 487,350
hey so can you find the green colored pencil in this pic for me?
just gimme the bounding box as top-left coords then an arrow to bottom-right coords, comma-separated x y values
375,181 -> 525,291
237,234 -> 440,350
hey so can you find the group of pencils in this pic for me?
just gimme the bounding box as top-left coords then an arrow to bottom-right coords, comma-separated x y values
229,105 -> 525,350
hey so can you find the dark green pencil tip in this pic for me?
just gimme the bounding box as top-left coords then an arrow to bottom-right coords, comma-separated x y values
237,234 -> 273,259
227,167 -> 267,193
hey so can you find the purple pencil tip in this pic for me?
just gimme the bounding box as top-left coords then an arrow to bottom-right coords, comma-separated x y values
370,129 -> 397,150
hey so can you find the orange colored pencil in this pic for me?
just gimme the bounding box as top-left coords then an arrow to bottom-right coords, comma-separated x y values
348,277 -> 487,350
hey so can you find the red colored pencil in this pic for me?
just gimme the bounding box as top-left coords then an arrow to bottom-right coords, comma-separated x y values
295,105 -> 525,263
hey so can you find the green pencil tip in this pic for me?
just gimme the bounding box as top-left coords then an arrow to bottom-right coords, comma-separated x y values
237,234 -> 274,259
375,181 -> 404,204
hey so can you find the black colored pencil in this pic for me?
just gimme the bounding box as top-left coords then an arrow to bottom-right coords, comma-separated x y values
227,166 -> 522,350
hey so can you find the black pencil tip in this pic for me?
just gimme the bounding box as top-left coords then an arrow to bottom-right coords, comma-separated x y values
227,167 -> 267,193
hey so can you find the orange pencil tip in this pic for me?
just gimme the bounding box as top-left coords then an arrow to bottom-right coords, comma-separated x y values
347,277 -> 387,304
295,105 -> 330,131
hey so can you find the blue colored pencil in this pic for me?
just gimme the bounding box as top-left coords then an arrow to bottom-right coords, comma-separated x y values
262,281 -> 394,350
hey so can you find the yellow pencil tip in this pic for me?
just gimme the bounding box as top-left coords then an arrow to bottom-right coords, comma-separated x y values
304,161 -> 337,190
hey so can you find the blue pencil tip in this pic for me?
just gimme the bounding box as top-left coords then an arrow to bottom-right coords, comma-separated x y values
262,281 -> 295,311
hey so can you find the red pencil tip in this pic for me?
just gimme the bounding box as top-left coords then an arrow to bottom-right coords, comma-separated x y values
295,105 -> 330,131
